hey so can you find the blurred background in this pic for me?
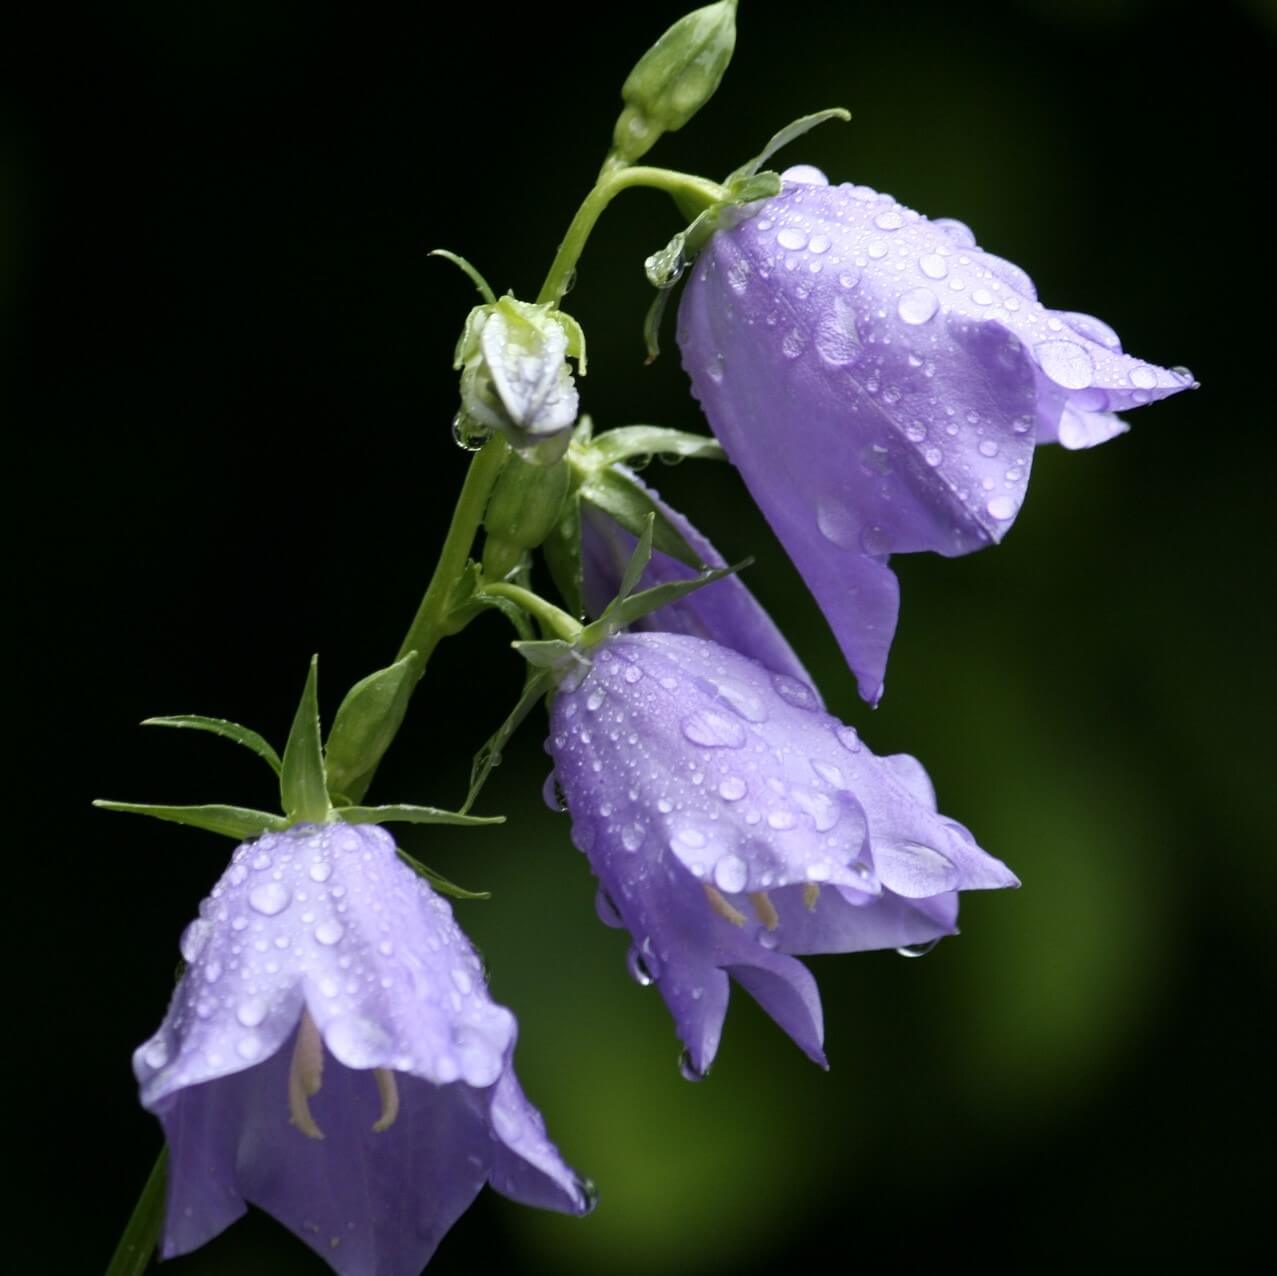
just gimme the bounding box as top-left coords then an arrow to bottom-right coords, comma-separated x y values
12,0 -> 1274,1269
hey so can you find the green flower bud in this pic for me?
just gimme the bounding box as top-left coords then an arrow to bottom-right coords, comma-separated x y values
483,451 -> 571,579
610,1 -> 738,167
454,296 -> 585,460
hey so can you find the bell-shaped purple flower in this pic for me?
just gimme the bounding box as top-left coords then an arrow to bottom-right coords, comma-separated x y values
677,167 -> 1195,702
580,466 -> 818,693
545,632 -> 1016,1076
135,822 -> 591,1276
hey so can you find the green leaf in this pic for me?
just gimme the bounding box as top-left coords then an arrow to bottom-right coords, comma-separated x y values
585,561 -> 747,638
106,1147 -> 168,1276
579,467 -> 706,571
280,655 -> 329,824
141,715 -> 282,775
543,489 -> 584,618
93,800 -> 288,840
589,427 -> 724,468
396,848 -> 492,900
324,653 -> 419,805
339,804 -> 503,827
616,513 -> 655,604
730,107 -> 851,182
466,667 -> 555,811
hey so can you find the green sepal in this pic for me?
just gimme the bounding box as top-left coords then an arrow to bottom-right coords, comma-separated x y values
280,655 -> 330,825
512,638 -> 575,668
643,286 -> 675,363
429,249 -> 497,304
397,848 -> 492,900
338,804 -> 503,827
729,107 -> 851,183
141,715 -> 281,775
617,513 -> 656,602
589,427 -> 724,468
465,667 -> 556,811
324,653 -> 419,805
578,466 -> 706,571
92,800 -> 289,840
542,488 -> 584,618
584,560 -> 747,642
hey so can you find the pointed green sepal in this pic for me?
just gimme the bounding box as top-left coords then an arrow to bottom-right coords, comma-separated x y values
729,108 -> 852,183
396,848 -> 492,900
338,804 -> 503,828
579,466 -> 706,571
512,638 -> 575,668
324,653 -> 419,805
588,427 -> 724,468
140,715 -> 282,775
465,667 -> 556,811
584,560 -> 748,642
616,513 -> 656,603
280,655 -> 330,825
92,800 -> 289,840
429,249 -> 497,304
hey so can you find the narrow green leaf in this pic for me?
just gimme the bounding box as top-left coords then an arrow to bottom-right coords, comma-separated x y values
142,715 -> 282,774
731,107 -> 851,182
580,467 -> 706,571
93,801 -> 288,840
106,1147 -> 168,1276
642,283 -> 675,363
397,849 -> 492,900
511,638 -> 574,668
429,249 -> 496,304
588,427 -> 724,468
466,667 -> 555,811
616,513 -> 656,604
542,489 -> 584,618
325,653 -> 418,805
280,655 -> 329,824
339,804 -> 503,827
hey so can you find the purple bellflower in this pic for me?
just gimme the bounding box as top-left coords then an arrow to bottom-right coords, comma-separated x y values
677,166 -> 1195,702
580,466 -> 817,691
134,821 -> 591,1276
545,632 -> 1017,1076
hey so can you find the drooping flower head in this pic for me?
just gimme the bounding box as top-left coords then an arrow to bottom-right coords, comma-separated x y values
545,631 -> 1017,1076
136,822 -> 591,1276
677,166 -> 1195,701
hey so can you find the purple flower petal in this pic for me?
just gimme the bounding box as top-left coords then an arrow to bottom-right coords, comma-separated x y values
678,168 -> 1193,700
545,632 -> 1015,1073
135,822 -> 589,1275
580,466 -> 818,693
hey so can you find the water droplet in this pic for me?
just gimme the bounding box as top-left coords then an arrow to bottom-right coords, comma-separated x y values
838,270 -> 860,290
978,439 -> 999,458
860,523 -> 892,556
712,678 -> 769,723
586,688 -> 605,712
836,725 -> 862,753
817,498 -> 857,547
714,854 -> 748,893
674,825 -> 707,849
180,918 -> 213,964
781,327 -> 808,359
767,810 -> 797,831
252,851 -> 272,871
142,1038 -> 169,1069
236,999 -> 267,1027
918,252 -> 948,279
1036,340 -> 1095,390
542,770 -> 567,812
451,968 -> 473,995
873,209 -> 905,231
924,446 -> 943,467
867,240 -> 888,260
308,861 -> 332,884
315,920 -> 345,946
682,710 -> 747,749
237,1035 -> 263,1061
808,234 -> 831,254
718,776 -> 747,801
986,495 -> 1018,521
249,881 -> 291,916
897,287 -> 938,325
623,664 -> 643,684
810,760 -> 846,789
934,218 -> 977,248
620,822 -> 645,852
896,939 -> 941,958
772,673 -> 819,710
777,227 -> 808,251
678,1049 -> 709,1082
1129,365 -> 1158,389
626,946 -> 655,986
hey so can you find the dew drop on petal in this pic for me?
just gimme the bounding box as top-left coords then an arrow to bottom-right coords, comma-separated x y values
682,710 -> 747,749
314,920 -> 345,946
1036,340 -> 1095,390
772,673 -> 819,711
308,861 -> 332,884
718,776 -> 747,801
1129,365 -> 1158,389
249,881 -> 291,916
713,854 -> 749,894
919,252 -> 948,280
817,498 -> 857,547
836,725 -> 862,753
236,999 -> 267,1028
986,495 -> 1019,521
777,227 -> 808,251
897,287 -> 938,325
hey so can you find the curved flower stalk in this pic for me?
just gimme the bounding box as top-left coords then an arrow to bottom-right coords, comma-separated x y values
677,166 -> 1195,702
580,465 -> 817,692
544,632 -> 1017,1076
135,822 -> 592,1276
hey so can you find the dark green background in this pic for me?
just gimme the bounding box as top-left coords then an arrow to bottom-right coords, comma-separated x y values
14,0 -> 1273,1269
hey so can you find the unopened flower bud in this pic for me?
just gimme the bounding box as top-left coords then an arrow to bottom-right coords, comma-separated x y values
483,451 -> 570,579
610,1 -> 738,167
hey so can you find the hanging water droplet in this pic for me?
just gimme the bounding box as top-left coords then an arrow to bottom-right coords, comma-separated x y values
860,524 -> 892,556
678,1049 -> 709,1082
896,939 -> 941,958
626,945 -> 655,986
541,770 -> 567,812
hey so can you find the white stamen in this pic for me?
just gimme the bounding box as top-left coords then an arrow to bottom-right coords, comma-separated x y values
749,891 -> 780,931
371,1068 -> 400,1133
704,883 -> 747,927
288,1009 -> 326,1139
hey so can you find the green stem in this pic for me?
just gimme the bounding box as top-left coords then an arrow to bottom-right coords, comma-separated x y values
481,582 -> 583,640
395,435 -> 509,668
106,1148 -> 168,1276
537,166 -> 725,307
